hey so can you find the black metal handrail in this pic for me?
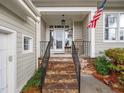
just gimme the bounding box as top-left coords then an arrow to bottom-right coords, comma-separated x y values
72,41 -> 81,93
74,41 -> 90,57
40,40 -> 51,92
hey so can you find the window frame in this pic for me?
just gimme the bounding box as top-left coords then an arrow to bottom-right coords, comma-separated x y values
119,13 -> 124,41
22,34 -> 33,54
103,12 -> 124,42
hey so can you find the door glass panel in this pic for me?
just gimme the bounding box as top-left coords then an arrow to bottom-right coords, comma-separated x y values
120,13 -> 124,27
56,31 -> 63,49
120,29 -> 124,40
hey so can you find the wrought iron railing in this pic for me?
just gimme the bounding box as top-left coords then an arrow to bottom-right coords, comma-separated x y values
40,41 -> 49,57
72,41 -> 81,93
74,41 -> 90,57
40,40 -> 51,92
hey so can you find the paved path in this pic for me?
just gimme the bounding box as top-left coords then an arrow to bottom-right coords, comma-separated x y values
80,75 -> 115,93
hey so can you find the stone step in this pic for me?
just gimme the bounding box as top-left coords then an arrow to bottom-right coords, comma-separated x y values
49,60 -> 73,62
49,58 -> 73,62
47,66 -> 75,72
43,83 -> 78,89
47,62 -> 75,72
48,61 -> 74,64
46,71 -> 76,75
44,79 -> 77,84
48,62 -> 75,68
45,74 -> 77,80
42,89 -> 78,93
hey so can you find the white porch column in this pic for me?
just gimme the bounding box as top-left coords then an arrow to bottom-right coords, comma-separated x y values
36,17 -> 41,69
90,11 -> 96,58
73,20 -> 75,41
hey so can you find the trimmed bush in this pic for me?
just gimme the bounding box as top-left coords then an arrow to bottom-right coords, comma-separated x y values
105,48 -> 124,64
105,48 -> 124,86
95,56 -> 110,75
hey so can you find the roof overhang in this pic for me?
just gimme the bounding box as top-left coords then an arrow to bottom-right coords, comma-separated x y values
0,0 -> 40,22
32,0 -> 124,8
37,7 -> 97,12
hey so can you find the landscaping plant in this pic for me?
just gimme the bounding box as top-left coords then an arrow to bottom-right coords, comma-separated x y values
105,48 -> 124,90
21,68 -> 43,93
95,56 -> 110,75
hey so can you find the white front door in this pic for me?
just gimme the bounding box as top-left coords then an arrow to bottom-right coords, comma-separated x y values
0,33 -> 8,93
51,29 -> 65,53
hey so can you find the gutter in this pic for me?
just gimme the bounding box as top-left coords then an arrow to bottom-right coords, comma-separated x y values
18,0 -> 40,22
23,0 -> 40,17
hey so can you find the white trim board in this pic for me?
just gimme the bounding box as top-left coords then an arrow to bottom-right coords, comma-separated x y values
89,12 -> 96,58
0,26 -> 17,93
37,7 -> 97,12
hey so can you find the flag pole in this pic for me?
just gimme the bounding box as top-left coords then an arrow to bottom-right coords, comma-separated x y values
97,0 -> 107,9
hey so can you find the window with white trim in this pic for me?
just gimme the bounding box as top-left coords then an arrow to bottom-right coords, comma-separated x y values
22,35 -> 33,53
104,13 -> 124,41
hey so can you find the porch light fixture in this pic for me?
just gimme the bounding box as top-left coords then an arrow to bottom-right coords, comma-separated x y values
61,14 -> 66,25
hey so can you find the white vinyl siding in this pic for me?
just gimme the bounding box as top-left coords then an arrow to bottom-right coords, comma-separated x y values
0,4 -> 36,92
74,21 -> 83,41
41,17 -> 46,41
82,15 -> 89,41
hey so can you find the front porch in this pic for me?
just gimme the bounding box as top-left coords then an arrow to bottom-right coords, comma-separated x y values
39,9 -> 95,58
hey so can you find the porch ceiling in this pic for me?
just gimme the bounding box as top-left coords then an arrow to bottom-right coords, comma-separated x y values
41,12 -> 88,25
32,0 -> 124,8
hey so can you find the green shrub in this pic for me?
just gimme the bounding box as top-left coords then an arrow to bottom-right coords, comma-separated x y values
95,56 -> 110,75
105,48 -> 124,86
105,48 -> 124,64
118,75 -> 124,86
22,68 -> 43,92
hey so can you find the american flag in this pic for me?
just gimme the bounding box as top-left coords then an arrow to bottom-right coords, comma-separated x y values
87,0 -> 106,28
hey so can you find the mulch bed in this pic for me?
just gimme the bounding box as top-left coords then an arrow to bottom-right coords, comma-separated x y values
93,73 -> 124,93
21,87 -> 41,93
80,58 -> 124,93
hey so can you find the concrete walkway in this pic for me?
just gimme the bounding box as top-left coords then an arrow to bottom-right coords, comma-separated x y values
80,75 -> 115,93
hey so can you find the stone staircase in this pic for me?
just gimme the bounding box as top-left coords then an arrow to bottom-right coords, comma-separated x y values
42,57 -> 78,93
